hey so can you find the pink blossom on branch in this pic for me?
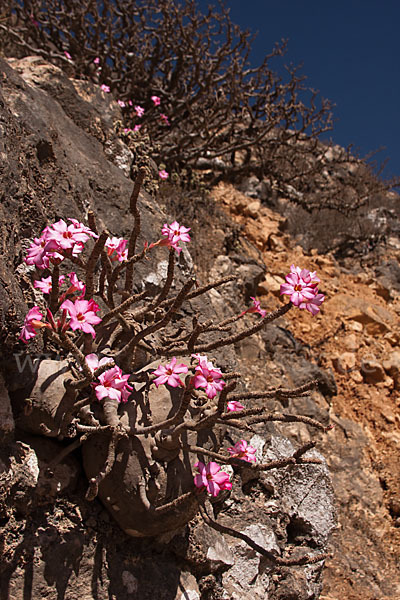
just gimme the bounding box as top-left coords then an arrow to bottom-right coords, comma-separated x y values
117,99 -> 126,107
84,353 -> 114,373
299,293 -> 325,316
240,296 -> 266,318
159,170 -> 169,180
280,264 -> 324,314
193,461 -> 232,496
65,272 -> 85,295
19,306 -> 47,343
100,84 -> 110,93
227,439 -> 257,463
105,237 -> 128,262
152,357 -> 188,388
92,365 -> 132,403
226,400 -> 245,412
191,353 -> 225,399
151,95 -> 161,106
157,220 -> 191,255
280,264 -> 320,306
160,113 -> 170,125
34,274 -> 65,294
64,51 -> 72,60
134,105 -> 145,117
93,57 -> 100,65
60,298 -> 102,338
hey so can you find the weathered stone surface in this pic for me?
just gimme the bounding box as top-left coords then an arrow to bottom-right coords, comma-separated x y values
361,359 -> 386,384
332,352 -> 356,374
0,372 -> 14,444
383,351 -> 400,389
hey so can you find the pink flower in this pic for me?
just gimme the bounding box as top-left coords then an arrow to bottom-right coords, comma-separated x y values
134,105 -> 145,117
44,219 -> 97,255
25,228 -> 64,269
128,100 -> 133,106
93,57 -> 100,65
133,124 -> 142,132
152,357 -> 188,388
117,99 -> 125,107
123,128 -> 132,134
226,400 -> 245,412
244,297 -> 266,318
92,365 -> 132,403
34,274 -> 65,294
227,439 -> 257,463
280,265 -> 321,307
191,354 -> 225,399
160,220 -> 191,255
160,113 -> 170,125
19,306 -> 46,343
60,298 -> 102,338
66,272 -> 85,295
85,353 -> 114,373
299,293 -> 325,315
193,461 -> 232,496
151,95 -> 161,106
64,51 -> 72,60
101,84 -> 110,93
159,170 -> 169,180
105,237 -> 128,262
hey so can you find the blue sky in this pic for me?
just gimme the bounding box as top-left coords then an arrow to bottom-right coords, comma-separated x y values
197,1 -> 400,179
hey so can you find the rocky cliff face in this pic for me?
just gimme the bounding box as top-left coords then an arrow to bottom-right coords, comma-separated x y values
0,56 -> 399,600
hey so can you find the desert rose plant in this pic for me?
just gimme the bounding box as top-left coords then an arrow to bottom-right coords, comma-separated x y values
17,171 -> 330,565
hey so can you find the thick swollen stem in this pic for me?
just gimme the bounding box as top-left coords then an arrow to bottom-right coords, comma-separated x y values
85,430 -> 121,501
85,230 -> 108,300
116,277 -> 196,362
127,385 -> 194,436
102,397 -> 120,427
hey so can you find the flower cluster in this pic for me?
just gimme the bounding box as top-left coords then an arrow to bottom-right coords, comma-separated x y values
280,265 -> 325,315
26,219 -> 97,269
105,237 -> 128,262
193,461 -> 232,496
191,354 -> 225,399
86,354 -> 132,403
227,439 -> 256,463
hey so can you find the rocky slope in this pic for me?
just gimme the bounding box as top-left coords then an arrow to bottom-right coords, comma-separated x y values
210,183 -> 400,600
0,55 -> 399,600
